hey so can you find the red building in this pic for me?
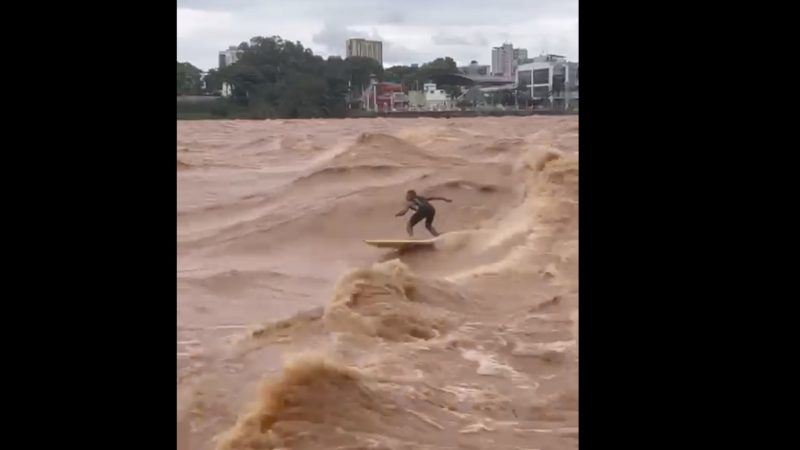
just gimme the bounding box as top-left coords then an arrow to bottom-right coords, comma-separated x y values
363,82 -> 409,112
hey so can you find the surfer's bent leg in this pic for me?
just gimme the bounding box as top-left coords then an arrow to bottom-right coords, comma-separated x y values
407,211 -> 425,237
424,209 -> 439,237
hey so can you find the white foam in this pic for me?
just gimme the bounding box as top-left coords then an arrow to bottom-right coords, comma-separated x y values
461,349 -> 526,381
511,340 -> 574,357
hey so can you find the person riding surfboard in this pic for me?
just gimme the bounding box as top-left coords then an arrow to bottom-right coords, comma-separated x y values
395,190 -> 452,237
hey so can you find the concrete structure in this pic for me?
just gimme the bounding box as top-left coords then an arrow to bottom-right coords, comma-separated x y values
516,55 -> 578,110
512,48 -> 529,73
421,83 -> 453,110
492,43 -> 529,76
491,43 -> 514,76
407,91 -> 426,109
346,38 -> 383,64
407,83 -> 454,111
531,53 -> 566,63
218,46 -> 242,68
435,72 -> 514,87
424,83 -> 449,107
459,86 -> 488,107
466,74 -> 515,85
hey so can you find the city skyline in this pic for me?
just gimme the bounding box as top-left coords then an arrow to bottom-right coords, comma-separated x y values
177,0 -> 578,71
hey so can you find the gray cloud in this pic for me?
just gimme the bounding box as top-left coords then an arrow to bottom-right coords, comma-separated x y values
178,0 -> 575,20
176,0 -> 262,10
363,28 -> 420,66
311,23 -> 419,66
178,0 -> 578,70
379,11 -> 406,24
431,32 -> 489,47
312,22 -> 365,54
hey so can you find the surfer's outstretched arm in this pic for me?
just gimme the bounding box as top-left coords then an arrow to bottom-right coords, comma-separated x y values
425,196 -> 452,203
395,206 -> 410,216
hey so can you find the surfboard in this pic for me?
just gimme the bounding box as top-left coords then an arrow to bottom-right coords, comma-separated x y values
364,239 -> 437,250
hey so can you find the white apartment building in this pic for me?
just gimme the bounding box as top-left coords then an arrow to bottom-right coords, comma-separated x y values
491,43 -> 514,76
492,43 -> 529,76
516,55 -> 579,110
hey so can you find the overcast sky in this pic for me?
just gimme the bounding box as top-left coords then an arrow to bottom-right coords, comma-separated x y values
177,0 -> 578,71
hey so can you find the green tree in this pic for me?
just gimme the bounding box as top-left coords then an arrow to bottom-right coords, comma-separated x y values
202,69 -> 222,94
218,35 -> 351,118
322,56 -> 350,116
415,57 -> 458,84
420,57 -> 458,74
177,62 -> 203,95
387,57 -> 461,93
184,35 -> 474,117
344,56 -> 383,95
384,65 -> 422,91
441,85 -> 463,99
409,57 -> 463,99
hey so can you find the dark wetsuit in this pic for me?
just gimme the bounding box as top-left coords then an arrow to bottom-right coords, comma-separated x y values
408,196 -> 436,228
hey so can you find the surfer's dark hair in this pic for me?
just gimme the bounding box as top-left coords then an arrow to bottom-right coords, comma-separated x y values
406,189 -> 417,196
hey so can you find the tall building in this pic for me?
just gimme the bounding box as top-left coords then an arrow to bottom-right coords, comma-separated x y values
512,48 -> 529,73
492,43 -> 530,76
218,46 -> 242,68
218,46 -> 243,97
346,38 -> 383,64
491,43 -> 514,76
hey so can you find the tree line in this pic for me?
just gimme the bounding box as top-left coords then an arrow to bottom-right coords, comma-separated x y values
177,35 -> 466,118
176,62 -> 204,96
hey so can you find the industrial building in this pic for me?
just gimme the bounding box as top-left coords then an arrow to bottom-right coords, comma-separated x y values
345,38 -> 383,64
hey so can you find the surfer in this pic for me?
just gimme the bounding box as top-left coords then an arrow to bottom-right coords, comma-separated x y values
395,190 -> 452,237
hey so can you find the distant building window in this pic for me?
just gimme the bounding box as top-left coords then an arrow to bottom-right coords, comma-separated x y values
219,54 -> 227,68
518,70 -> 532,89
553,75 -> 565,94
533,69 -> 549,84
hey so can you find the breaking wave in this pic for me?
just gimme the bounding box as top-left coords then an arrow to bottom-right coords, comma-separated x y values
177,117 -> 579,450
